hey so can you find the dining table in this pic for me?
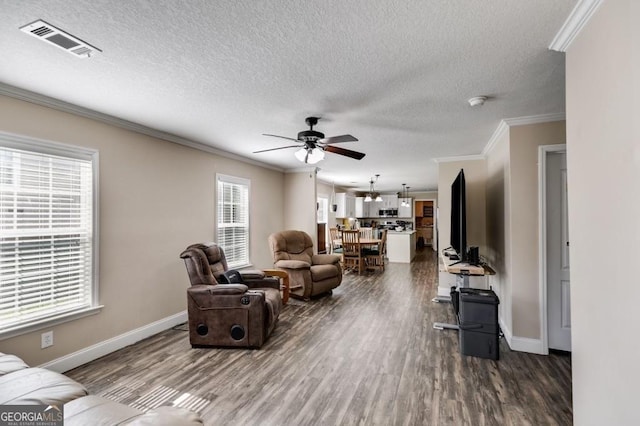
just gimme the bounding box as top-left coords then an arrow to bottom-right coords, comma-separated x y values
333,238 -> 382,249
339,237 -> 383,273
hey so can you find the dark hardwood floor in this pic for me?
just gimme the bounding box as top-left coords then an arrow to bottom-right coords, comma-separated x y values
66,248 -> 572,425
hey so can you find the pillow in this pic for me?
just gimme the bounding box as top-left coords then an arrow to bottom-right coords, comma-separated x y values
219,269 -> 244,284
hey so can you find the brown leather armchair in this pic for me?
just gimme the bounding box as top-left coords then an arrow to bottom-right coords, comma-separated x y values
180,243 -> 283,348
268,230 -> 342,300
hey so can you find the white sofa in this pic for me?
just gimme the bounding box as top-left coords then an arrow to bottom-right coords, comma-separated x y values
0,352 -> 202,425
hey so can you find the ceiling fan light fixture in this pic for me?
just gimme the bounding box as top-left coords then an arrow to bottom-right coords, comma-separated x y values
255,117 -> 364,162
294,147 -> 324,164
364,194 -> 372,203
375,194 -> 383,202
307,147 -> 325,164
294,147 -> 308,162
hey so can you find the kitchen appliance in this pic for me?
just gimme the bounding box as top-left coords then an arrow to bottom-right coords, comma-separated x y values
396,220 -> 413,230
378,208 -> 398,217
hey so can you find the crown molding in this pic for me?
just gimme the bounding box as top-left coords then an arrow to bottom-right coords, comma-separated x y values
0,82 -> 284,172
435,112 -> 567,162
549,0 -> 603,52
433,154 -> 486,164
482,112 -> 566,156
285,166 -> 319,174
503,112 -> 566,127
482,120 -> 510,157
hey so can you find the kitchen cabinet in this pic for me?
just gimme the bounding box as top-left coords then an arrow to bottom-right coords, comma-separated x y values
415,199 -> 435,247
398,198 -> 412,218
335,193 -> 356,218
415,201 -> 423,217
386,230 -> 416,263
416,227 -> 433,247
380,194 -> 398,209
356,197 -> 386,218
355,197 -> 367,218
367,201 -> 379,218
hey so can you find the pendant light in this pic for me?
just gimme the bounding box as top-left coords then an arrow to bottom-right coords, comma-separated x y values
331,182 -> 337,212
400,184 -> 408,207
365,174 -> 382,202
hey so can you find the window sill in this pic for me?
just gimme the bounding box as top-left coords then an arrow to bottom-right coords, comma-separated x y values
0,305 -> 104,341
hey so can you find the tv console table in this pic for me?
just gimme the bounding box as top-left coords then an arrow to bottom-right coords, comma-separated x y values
433,249 -> 495,331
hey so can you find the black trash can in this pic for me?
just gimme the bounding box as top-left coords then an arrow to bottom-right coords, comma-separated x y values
458,288 -> 500,360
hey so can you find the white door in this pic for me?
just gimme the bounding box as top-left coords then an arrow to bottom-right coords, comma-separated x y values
547,151 -> 571,351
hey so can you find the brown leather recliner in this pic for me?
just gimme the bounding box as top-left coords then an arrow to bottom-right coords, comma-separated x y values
268,230 -> 342,300
180,243 -> 282,348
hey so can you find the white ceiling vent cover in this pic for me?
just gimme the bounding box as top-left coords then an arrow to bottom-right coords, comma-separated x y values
19,19 -> 101,58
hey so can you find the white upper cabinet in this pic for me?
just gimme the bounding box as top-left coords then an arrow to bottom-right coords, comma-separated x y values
335,193 -> 356,218
355,197 -> 368,218
381,194 -> 398,209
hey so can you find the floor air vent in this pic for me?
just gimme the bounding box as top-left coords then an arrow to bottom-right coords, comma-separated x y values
20,19 -> 101,58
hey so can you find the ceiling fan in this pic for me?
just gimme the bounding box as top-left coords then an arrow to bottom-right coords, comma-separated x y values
253,117 -> 366,164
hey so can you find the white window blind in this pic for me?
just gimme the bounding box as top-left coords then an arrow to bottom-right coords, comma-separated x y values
0,141 -> 97,335
217,174 -> 249,268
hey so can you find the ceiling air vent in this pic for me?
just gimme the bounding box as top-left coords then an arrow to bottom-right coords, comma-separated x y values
19,19 -> 101,58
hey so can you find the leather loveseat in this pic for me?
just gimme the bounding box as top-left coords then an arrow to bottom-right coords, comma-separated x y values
0,352 -> 203,425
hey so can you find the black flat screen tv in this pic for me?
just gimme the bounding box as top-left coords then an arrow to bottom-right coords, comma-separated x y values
450,169 -> 467,263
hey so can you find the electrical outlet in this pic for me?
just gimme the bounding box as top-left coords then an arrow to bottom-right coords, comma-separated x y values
41,330 -> 53,349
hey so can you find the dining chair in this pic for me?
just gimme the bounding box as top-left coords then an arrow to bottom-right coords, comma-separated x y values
358,227 -> 373,239
329,227 -> 343,255
364,229 -> 387,272
341,229 -> 363,275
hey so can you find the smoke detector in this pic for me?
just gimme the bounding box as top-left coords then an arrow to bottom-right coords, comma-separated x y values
20,19 -> 101,58
468,96 -> 488,107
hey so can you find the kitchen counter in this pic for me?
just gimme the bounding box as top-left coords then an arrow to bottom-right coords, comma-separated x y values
386,230 -> 416,263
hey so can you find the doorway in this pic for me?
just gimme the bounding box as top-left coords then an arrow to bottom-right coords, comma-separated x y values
317,195 -> 329,254
415,198 -> 437,251
539,145 -> 571,353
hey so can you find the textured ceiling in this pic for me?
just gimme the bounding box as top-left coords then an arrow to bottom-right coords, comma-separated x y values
0,0 -> 575,192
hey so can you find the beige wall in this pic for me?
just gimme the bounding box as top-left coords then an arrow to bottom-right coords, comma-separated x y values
0,95 -> 284,366
475,120 -> 565,342
485,128 -> 512,333
283,170 -> 318,248
566,1 -> 640,424
437,159 -> 487,256
509,121 -> 566,338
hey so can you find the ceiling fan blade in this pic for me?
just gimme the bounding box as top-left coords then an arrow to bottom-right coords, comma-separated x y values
319,134 -> 358,144
324,145 -> 366,160
262,133 -> 301,143
253,145 -> 301,154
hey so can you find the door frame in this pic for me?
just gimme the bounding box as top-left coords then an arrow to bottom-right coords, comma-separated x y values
415,198 -> 437,251
538,144 -> 567,355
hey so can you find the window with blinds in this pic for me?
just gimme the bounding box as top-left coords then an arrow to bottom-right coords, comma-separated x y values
0,137 -> 98,336
216,174 -> 249,268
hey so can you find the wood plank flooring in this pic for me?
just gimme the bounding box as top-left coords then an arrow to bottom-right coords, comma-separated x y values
66,248 -> 572,425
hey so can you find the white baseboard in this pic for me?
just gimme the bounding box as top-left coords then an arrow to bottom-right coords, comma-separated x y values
499,318 -> 545,355
39,311 -> 187,373
437,285 -> 451,297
